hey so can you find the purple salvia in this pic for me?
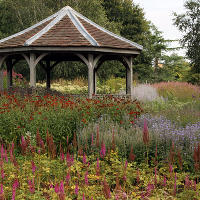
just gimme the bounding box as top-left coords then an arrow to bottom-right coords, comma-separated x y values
75,183 -> 79,195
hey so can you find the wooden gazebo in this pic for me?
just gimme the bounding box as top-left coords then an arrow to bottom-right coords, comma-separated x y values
0,6 -> 143,98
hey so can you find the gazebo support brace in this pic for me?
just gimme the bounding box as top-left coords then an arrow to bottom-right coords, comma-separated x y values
0,56 -> 7,91
23,53 -> 48,87
40,60 -> 60,89
6,59 -> 13,88
76,54 -> 102,98
124,57 -> 133,99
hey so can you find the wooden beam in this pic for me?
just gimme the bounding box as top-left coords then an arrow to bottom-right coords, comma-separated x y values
0,46 -> 141,55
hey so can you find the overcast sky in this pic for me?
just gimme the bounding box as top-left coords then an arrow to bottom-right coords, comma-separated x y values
133,0 -> 187,56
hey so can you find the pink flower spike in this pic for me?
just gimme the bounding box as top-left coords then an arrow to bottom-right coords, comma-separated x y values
82,193 -> 85,200
75,183 -> 79,195
1,145 -> 4,160
66,172 -> 70,185
0,183 -> 3,194
97,157 -> 100,169
100,142 -> 106,158
85,171 -> 89,185
163,176 -> 167,187
55,183 -> 59,193
125,160 -> 128,169
174,173 -> 177,196
1,168 -> 5,179
91,133 -> 94,146
185,175 -> 190,189
4,149 -> 8,162
169,164 -> 173,173
28,178 -> 35,194
83,153 -> 87,164
59,181 -> 64,194
31,161 -> 36,174
60,151 -> 65,162
194,180 -> 196,191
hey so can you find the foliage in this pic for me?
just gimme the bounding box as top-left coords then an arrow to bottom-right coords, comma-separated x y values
173,0 -> 200,76
0,130 -> 199,199
0,88 -> 142,149
0,0 -> 168,82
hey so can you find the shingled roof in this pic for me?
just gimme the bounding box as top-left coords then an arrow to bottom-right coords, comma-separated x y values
0,6 -> 143,52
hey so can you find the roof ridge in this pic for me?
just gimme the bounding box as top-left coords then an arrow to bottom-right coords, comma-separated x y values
71,8 -> 143,50
0,9 -> 63,44
24,8 -> 68,46
66,9 -> 99,46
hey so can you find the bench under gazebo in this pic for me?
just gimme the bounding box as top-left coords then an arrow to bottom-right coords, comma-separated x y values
0,6 -> 143,98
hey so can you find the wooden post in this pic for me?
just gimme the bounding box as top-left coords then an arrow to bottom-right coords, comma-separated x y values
0,70 -> 3,91
0,56 -> 7,91
76,54 -> 102,99
93,68 -> 97,95
124,57 -> 133,99
46,60 -> 51,89
29,54 -> 37,87
6,59 -> 13,88
23,53 -> 48,88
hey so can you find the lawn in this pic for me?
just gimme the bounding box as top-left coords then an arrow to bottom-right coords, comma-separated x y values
0,80 -> 200,199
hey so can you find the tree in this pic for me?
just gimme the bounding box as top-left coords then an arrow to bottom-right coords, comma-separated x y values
173,0 -> 200,76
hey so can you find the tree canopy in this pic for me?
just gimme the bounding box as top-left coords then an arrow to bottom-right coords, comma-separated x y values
0,0 -> 183,83
173,0 -> 200,83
